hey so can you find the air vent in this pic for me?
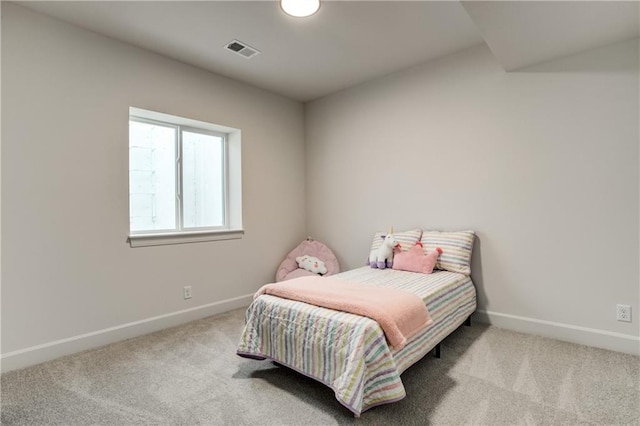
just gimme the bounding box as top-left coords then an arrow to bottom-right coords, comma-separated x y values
225,39 -> 261,59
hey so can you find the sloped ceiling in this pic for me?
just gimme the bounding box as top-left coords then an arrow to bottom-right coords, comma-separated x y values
13,1 -> 640,102
461,1 -> 639,71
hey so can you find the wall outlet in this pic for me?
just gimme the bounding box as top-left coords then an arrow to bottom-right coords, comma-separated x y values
616,304 -> 631,322
183,286 -> 192,300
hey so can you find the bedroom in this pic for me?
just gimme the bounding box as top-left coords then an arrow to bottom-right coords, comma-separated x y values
1,0 -> 638,424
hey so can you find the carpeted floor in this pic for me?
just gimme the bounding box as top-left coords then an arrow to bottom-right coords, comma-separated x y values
1,308 -> 639,425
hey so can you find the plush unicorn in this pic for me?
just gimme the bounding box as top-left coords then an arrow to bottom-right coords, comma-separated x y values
368,227 -> 401,269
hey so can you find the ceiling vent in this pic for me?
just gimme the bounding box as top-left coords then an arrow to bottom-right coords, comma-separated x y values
225,40 -> 261,59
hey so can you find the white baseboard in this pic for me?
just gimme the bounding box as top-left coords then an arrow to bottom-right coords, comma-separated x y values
473,309 -> 640,356
4,301 -> 637,373
1,293 -> 254,373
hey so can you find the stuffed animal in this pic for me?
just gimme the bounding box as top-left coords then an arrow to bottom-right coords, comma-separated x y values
392,242 -> 443,274
368,226 -> 401,269
296,255 -> 328,275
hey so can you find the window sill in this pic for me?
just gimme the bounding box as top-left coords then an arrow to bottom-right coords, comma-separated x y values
128,229 -> 244,248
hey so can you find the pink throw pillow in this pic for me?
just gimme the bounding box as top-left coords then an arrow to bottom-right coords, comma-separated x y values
392,242 -> 443,274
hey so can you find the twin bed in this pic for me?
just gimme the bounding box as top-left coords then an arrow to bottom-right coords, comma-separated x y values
237,230 -> 477,416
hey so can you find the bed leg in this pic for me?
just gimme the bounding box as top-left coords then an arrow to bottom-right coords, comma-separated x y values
464,316 -> 471,327
434,343 -> 441,359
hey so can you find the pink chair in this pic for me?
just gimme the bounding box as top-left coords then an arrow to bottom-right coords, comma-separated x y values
276,238 -> 340,282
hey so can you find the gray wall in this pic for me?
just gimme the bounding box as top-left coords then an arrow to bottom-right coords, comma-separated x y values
305,41 -> 639,341
2,2 -> 638,366
1,4 -> 306,355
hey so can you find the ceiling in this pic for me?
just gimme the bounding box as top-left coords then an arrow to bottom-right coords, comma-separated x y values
15,1 -> 640,102
462,1 -> 639,71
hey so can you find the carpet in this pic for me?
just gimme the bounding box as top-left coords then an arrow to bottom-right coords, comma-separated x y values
2,308 -> 639,425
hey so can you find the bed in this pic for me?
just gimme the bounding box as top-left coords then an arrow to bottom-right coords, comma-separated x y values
237,265 -> 476,416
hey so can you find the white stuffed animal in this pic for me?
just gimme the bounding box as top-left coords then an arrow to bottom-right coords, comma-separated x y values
296,255 -> 328,275
368,227 -> 399,269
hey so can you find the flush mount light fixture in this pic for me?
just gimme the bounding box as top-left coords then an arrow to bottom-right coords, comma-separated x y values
280,0 -> 320,18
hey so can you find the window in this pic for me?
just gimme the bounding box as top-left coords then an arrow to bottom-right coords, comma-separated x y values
129,119 -> 226,232
128,108 -> 243,247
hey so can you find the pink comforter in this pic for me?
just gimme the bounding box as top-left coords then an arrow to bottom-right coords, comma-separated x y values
254,276 -> 432,350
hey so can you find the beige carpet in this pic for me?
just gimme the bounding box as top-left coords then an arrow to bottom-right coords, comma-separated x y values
2,308 -> 639,425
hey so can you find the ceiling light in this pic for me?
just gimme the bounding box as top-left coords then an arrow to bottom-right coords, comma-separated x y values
280,0 -> 320,18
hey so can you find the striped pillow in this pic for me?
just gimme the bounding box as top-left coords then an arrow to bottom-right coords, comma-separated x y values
369,228 -> 422,256
420,230 -> 475,275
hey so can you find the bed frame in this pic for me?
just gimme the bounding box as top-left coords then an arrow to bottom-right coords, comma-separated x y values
433,315 -> 472,359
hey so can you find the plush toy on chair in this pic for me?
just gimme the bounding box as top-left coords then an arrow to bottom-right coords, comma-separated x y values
296,255 -> 328,275
368,227 -> 400,269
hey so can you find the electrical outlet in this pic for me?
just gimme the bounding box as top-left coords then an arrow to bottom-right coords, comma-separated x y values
183,286 -> 192,300
616,304 -> 631,322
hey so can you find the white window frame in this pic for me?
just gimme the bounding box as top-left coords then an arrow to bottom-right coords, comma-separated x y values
128,107 -> 243,247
